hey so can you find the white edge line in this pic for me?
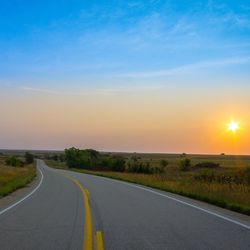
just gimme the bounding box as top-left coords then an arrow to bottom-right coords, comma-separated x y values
69,171 -> 250,230
119,181 -> 250,230
0,164 -> 44,216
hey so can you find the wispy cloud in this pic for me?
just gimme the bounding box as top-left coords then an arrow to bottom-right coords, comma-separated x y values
20,86 -> 63,95
206,0 -> 250,28
20,84 -> 162,96
118,57 -> 250,78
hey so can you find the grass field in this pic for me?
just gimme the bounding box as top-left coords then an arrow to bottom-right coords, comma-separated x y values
46,153 -> 250,215
0,156 -> 36,197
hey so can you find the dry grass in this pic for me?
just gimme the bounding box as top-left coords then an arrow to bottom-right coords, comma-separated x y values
74,169 -> 250,214
0,156 -> 36,197
45,153 -> 250,215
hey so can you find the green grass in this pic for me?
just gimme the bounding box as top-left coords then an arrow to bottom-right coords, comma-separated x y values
46,154 -> 250,216
0,156 -> 36,197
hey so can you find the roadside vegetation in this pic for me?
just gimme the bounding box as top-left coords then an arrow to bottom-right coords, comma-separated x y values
45,148 -> 250,215
0,153 -> 36,197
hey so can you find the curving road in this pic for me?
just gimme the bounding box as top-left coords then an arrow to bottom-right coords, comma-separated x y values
0,160 -> 249,250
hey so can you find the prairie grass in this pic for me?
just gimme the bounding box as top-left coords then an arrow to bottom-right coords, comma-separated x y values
46,153 -> 250,215
0,156 -> 36,197
73,169 -> 250,215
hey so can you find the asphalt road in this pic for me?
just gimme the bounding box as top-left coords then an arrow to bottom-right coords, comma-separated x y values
0,160 -> 249,250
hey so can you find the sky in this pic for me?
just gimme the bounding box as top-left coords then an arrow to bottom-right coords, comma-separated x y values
0,0 -> 250,154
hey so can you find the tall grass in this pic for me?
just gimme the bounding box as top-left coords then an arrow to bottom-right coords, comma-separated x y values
46,155 -> 250,215
0,158 -> 36,197
74,170 -> 250,215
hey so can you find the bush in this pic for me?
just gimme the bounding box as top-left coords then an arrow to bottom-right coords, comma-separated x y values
194,168 -> 250,186
245,167 -> 250,186
179,158 -> 191,171
111,156 -> 126,172
5,156 -> 24,167
25,152 -> 34,164
160,159 -> 168,167
127,161 -> 154,174
194,162 -> 220,169
194,169 -> 216,182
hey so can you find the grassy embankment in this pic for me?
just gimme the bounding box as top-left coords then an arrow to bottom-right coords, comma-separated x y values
0,156 -> 36,197
46,153 -> 250,215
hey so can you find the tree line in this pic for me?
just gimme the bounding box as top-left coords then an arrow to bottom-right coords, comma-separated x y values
49,147 -> 169,174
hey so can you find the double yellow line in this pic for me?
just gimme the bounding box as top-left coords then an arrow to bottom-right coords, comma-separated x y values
66,176 -> 104,250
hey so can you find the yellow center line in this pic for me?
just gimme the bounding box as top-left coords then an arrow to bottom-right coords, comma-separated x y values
95,231 -> 104,250
73,180 -> 92,250
64,175 -> 105,250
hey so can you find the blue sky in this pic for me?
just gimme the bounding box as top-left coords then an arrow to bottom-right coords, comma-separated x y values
1,1 -> 250,152
0,0 -> 250,93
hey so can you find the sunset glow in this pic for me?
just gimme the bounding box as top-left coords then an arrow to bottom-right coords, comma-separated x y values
0,1 -> 249,155
227,121 -> 239,132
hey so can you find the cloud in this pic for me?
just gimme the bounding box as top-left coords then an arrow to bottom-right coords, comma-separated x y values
206,1 -> 250,28
118,57 -> 250,78
20,84 -> 163,96
20,86 -> 63,95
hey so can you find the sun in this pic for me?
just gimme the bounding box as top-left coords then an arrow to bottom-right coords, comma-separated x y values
227,120 -> 239,132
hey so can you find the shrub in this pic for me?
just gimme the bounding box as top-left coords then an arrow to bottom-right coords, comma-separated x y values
160,159 -> 168,168
111,156 -> 126,172
5,156 -> 24,167
179,158 -> 191,171
52,155 -> 59,161
245,167 -> 250,186
127,161 -> 154,174
194,162 -> 220,169
194,169 -> 216,182
25,152 -> 34,164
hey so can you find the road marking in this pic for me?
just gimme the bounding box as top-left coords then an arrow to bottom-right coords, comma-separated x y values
66,176 -> 93,250
0,164 -> 44,216
84,174 -> 250,230
95,231 -> 104,250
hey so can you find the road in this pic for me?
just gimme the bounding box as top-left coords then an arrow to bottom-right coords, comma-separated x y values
0,160 -> 249,250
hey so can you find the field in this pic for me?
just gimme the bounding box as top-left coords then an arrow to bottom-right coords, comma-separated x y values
46,153 -> 250,215
0,155 -> 36,197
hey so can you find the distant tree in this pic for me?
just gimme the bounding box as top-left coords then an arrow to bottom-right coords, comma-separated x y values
160,159 -> 168,168
64,147 -> 97,169
25,152 -> 34,164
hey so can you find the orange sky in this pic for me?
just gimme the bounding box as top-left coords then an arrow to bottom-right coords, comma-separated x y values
1,84 -> 249,154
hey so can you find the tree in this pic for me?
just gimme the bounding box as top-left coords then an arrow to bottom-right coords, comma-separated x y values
111,156 -> 126,172
160,159 -> 168,168
64,147 -> 96,169
25,152 -> 34,164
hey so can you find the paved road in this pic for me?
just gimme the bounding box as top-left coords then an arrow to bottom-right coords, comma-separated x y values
0,160 -> 249,250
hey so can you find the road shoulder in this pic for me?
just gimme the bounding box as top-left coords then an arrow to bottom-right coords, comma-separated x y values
0,166 -> 41,212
